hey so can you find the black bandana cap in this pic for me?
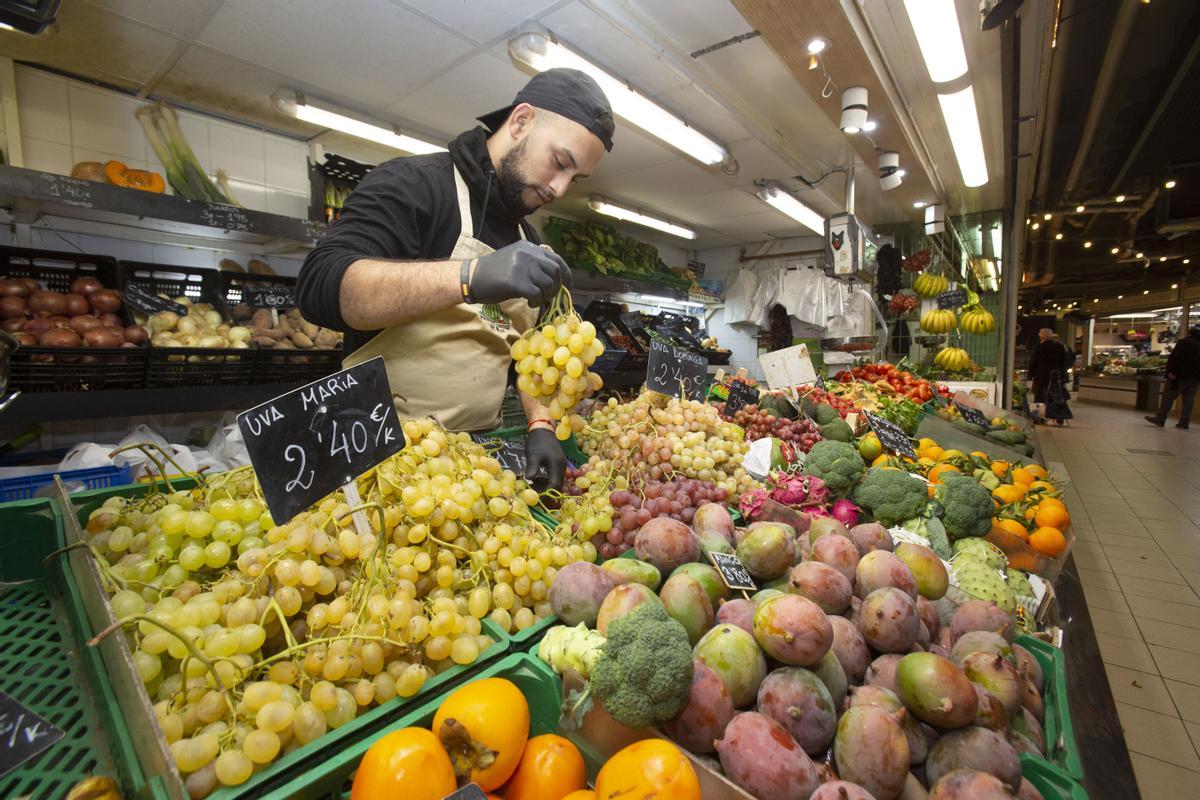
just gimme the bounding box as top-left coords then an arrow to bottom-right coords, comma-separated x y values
477,68 -> 615,152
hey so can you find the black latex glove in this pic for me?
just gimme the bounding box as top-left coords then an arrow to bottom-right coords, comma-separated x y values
469,241 -> 572,306
525,427 -> 567,493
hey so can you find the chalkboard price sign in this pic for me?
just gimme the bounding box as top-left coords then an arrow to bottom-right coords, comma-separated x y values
646,339 -> 708,400
245,286 -> 296,309
0,691 -> 65,778
469,433 -> 527,477
708,552 -> 758,592
936,288 -> 969,310
238,357 -> 405,524
724,380 -> 759,414
864,411 -> 917,460
444,784 -> 488,800
956,402 -> 990,429
123,283 -> 188,316
815,374 -> 827,391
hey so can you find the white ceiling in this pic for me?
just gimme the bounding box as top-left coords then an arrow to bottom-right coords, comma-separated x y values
1,0 -> 1007,251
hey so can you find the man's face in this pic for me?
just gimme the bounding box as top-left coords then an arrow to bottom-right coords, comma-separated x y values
497,107 -> 607,215
1039,329 -> 1053,342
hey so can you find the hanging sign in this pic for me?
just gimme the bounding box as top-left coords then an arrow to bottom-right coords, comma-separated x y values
936,288 -> 969,310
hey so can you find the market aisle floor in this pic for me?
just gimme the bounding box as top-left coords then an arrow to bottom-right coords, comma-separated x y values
1037,400 -> 1200,799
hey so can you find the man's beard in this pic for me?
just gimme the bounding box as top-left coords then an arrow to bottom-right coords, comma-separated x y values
497,140 -> 542,217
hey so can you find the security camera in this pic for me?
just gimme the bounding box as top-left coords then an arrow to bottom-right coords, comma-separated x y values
879,151 -> 902,191
840,87 -> 868,133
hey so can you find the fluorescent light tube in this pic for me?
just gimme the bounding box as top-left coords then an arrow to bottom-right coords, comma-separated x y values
589,196 -> 696,239
937,87 -> 989,187
756,186 -> 825,235
903,0 -> 968,83
273,90 -> 445,156
508,32 -> 729,166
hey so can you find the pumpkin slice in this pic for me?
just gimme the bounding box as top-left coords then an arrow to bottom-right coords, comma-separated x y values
104,160 -> 166,193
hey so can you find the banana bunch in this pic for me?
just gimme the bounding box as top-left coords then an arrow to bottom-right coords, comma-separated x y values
935,346 -> 971,371
920,307 -> 957,333
913,271 -> 949,298
961,306 -> 996,334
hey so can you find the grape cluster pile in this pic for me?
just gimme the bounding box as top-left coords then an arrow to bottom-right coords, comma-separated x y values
599,477 -> 727,559
577,393 -> 755,500
510,289 -> 604,440
720,404 -> 824,452
84,422 -> 596,796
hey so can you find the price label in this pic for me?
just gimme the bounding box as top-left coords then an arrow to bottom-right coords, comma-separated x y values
815,374 -> 826,391
956,402 -> 990,428
724,380 -> 759,414
929,390 -> 948,409
646,339 -> 708,400
708,552 -> 757,592
469,433 -> 527,477
123,283 -> 188,316
864,411 -> 917,460
936,288 -> 969,309
444,784 -> 488,800
0,691 -> 65,778
245,286 -> 296,309
237,357 -> 405,524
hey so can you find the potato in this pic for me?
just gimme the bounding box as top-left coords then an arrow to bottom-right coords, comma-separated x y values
291,332 -> 314,349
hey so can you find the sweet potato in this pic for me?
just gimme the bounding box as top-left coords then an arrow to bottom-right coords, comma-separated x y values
291,332 -> 314,349
250,308 -> 274,330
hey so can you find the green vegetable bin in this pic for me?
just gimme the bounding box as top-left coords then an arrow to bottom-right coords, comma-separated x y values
1022,754 -> 1089,800
1017,634 -> 1084,783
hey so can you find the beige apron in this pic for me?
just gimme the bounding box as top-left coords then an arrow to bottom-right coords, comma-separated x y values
342,166 -> 537,431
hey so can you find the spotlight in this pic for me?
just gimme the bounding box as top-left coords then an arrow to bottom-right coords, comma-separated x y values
1116,194 -> 1126,202
1143,290 -> 1150,295
806,37 -> 830,54
1076,205 -> 1085,213
1111,247 -> 1119,254
1136,252 -> 1144,259
863,120 -> 878,132
1186,258 -> 1192,264
1055,233 -> 1063,240
879,151 -> 902,191
1159,256 -> 1167,262
1165,178 -> 1176,189
1083,241 -> 1093,248
1032,222 -> 1040,230
913,200 -> 928,208
840,87 -> 868,133
1118,294 -> 1124,299
1172,283 -> 1179,290
1043,213 -> 1052,221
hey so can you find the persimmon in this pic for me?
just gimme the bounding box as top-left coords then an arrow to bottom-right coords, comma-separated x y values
503,735 -> 586,800
349,728 -> 456,800
433,678 -> 530,790
594,740 -> 699,800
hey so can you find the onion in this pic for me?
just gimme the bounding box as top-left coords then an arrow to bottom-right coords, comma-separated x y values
3,318 -> 24,332
0,278 -> 29,297
69,276 -> 103,296
23,318 -> 54,336
17,278 -> 40,294
69,315 -> 103,334
63,292 -> 89,316
29,291 -> 67,317
99,313 -> 123,327
13,332 -> 37,346
202,309 -> 223,327
121,341 -> 138,349
39,328 -> 82,347
123,325 -> 149,345
177,316 -> 198,336
83,327 -> 123,348
228,326 -> 252,343
0,295 -> 27,319
44,315 -> 70,327
88,289 -> 123,315
149,311 -> 179,333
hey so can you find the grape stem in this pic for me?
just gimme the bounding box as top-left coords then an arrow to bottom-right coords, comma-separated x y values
259,597 -> 300,650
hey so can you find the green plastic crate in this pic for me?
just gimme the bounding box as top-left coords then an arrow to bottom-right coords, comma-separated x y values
261,652 -> 597,799
0,497 -> 162,800
56,479 -> 513,800
1022,754 -> 1089,799
1017,635 -> 1084,783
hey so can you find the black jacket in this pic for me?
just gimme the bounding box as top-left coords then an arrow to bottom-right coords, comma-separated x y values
1166,333 -> 1200,380
298,128 -> 539,353
1027,339 -> 1065,385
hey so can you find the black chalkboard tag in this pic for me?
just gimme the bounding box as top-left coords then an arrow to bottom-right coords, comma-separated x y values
930,389 -> 948,409
956,402 -> 990,428
724,380 -> 759,414
708,552 -> 757,592
936,288 -> 969,310
0,691 -> 65,778
469,433 -> 527,477
444,784 -> 488,800
815,374 -> 827,391
123,283 -> 188,316
864,411 -> 917,460
237,356 -> 405,525
646,339 -> 708,400
245,286 -> 296,309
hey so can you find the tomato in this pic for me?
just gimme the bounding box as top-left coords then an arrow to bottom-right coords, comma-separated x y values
350,728 -> 456,800
432,678 -> 530,790
503,735 -> 587,800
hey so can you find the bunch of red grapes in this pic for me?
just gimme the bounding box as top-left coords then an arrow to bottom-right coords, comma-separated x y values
596,478 -> 727,559
721,404 -> 824,453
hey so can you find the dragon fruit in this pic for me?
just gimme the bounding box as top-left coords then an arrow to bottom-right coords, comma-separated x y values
766,472 -> 830,508
739,488 -> 768,520
830,499 -> 861,527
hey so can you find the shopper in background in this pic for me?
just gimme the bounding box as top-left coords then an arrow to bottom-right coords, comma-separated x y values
1027,328 -> 1063,409
298,69 -> 613,492
1146,324 -> 1200,430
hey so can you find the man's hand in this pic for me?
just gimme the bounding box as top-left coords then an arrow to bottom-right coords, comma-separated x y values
525,426 -> 567,493
469,241 -> 572,306
1168,372 -> 1178,380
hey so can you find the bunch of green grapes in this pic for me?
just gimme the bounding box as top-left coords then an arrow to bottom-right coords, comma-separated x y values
510,289 -> 605,440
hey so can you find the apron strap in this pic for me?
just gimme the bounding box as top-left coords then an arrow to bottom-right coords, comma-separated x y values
451,165 -> 528,244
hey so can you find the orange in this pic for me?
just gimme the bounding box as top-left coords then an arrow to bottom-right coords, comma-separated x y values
1034,504 -> 1070,530
562,793 -> 596,800
917,457 -> 937,469
918,437 -> 938,452
1024,506 -> 1038,522
1026,464 -> 1049,480
924,446 -> 945,462
350,728 -> 456,800
991,484 -> 1025,505
872,453 -> 893,468
928,463 -> 960,484
1011,467 -> 1036,486
991,461 -> 1011,479
971,451 -> 989,459
1029,526 -> 1067,557
595,740 -> 700,800
1028,480 -> 1057,496
503,734 -> 587,800
1038,496 -> 1066,510
996,518 -> 1031,540
432,678 -> 530,790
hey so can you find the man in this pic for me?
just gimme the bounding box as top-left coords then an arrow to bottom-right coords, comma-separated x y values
1146,324 -> 1200,430
299,69 -> 613,492
1027,328 -> 1063,407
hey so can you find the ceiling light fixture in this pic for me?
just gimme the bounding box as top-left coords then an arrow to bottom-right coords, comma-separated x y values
914,200 -> 928,208
863,120 -> 878,132
1185,258 -> 1192,264
1172,283 -> 1179,290
1137,252 -> 1145,259
1115,194 -> 1126,202
1076,205 -> 1085,212
1165,178 -> 1176,189
1118,294 -> 1124,299
1143,290 -> 1150,295
1159,256 -> 1167,262
1043,213 -> 1052,221
271,89 -> 445,155
1055,233 -> 1063,240
1093,299 -> 1099,303
936,87 -> 989,186
879,151 -> 902,191
903,0 -> 968,82
840,87 -> 869,134
508,31 -> 729,165
588,196 -> 696,240
1111,247 -> 1120,254
757,185 -> 825,235
1031,222 -> 1040,230
1084,241 -> 1093,248
806,37 -> 830,55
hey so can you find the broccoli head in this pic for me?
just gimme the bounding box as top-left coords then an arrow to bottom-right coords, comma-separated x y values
853,468 -> 928,526
803,440 -> 866,498
820,418 -> 853,442
934,472 -> 994,539
813,404 -> 839,425
590,602 -> 694,728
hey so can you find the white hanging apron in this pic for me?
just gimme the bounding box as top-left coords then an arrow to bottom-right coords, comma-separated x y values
342,166 -> 538,432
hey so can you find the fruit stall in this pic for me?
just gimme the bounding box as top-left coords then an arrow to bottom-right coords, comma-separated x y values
0,333 -> 1137,800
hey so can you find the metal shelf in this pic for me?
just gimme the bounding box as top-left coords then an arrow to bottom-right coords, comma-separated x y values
0,382 -> 307,425
0,166 -> 323,255
570,269 -> 690,302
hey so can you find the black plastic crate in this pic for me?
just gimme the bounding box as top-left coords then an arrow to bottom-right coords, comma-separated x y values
220,270 -> 297,311
118,260 -> 228,316
147,346 -> 256,387
0,245 -> 121,293
254,347 -> 342,384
